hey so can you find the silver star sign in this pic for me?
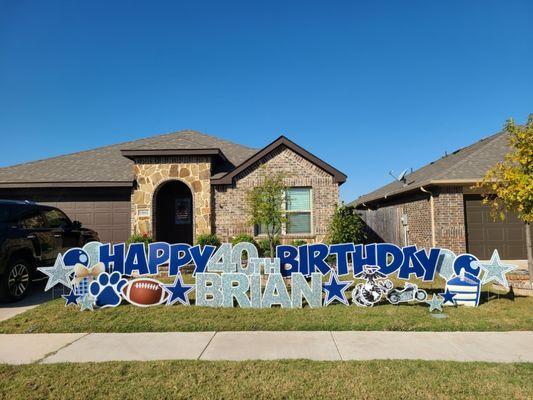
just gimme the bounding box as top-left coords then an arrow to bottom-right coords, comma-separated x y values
37,254 -> 73,291
427,294 -> 443,312
473,250 -> 518,290
78,293 -> 95,311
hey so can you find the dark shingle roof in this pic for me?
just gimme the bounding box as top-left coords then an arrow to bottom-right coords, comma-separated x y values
353,131 -> 510,206
0,130 -> 257,186
121,130 -> 257,165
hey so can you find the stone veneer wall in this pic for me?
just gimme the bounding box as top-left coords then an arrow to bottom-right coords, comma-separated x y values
213,146 -> 340,243
131,156 -> 212,239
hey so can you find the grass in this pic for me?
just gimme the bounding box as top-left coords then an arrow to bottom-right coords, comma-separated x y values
1,288 -> 531,333
0,360 -> 532,399
1,274 -> 531,333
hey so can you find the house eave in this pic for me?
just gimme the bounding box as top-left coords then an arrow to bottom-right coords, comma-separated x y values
120,148 -> 229,163
0,181 -> 134,189
354,179 -> 482,208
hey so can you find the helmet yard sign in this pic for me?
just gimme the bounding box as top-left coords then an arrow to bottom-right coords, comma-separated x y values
39,241 -> 518,311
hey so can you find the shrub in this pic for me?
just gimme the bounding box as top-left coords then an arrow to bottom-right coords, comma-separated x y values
196,233 -> 221,248
126,233 -> 154,249
326,204 -> 366,244
290,239 -> 307,247
231,234 -> 259,260
257,236 -> 280,257
231,234 -> 258,248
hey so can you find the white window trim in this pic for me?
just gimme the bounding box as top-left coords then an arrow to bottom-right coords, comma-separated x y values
254,187 -> 314,237
284,187 -> 313,236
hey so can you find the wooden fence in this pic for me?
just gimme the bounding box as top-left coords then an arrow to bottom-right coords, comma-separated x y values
357,207 -> 403,245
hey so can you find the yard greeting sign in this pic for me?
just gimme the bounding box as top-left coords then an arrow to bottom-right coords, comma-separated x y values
38,241 -> 518,312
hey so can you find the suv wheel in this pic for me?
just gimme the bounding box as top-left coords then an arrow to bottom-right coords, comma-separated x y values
0,258 -> 33,302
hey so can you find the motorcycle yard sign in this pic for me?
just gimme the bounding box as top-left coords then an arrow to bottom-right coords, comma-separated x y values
38,241 -> 518,311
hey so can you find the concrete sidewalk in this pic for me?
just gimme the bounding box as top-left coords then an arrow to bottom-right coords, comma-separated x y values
0,331 -> 531,365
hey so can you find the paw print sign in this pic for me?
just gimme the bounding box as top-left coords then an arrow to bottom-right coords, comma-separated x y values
89,272 -> 127,308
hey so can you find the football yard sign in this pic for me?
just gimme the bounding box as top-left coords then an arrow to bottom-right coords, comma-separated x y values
38,241 -> 518,311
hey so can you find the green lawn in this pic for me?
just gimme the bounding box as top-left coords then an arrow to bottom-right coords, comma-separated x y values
1,288 -> 531,333
0,360 -> 531,399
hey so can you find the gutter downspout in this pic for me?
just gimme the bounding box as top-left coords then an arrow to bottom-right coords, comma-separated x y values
420,186 -> 436,247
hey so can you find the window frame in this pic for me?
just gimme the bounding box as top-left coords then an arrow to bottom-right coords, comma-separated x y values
253,187 -> 314,237
284,187 -> 313,235
42,208 -> 72,229
19,212 -> 47,230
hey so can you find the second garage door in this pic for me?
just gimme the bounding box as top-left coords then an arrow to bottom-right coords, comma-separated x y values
464,195 -> 528,259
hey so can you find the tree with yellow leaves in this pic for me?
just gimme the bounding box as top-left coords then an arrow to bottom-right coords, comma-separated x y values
477,115 -> 533,284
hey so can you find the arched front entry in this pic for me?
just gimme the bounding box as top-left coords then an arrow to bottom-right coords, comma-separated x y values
154,180 -> 193,244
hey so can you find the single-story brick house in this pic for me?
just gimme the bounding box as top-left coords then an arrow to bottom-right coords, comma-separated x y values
352,131 -> 529,260
0,130 -> 346,244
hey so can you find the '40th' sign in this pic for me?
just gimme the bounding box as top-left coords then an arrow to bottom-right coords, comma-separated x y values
38,241 -> 518,312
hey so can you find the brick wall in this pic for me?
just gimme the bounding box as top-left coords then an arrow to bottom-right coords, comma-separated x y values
213,145 -> 340,243
361,192 -> 432,248
434,186 -> 466,253
403,194 -> 433,249
360,186 -> 466,253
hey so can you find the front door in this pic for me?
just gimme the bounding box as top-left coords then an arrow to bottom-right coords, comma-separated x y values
155,180 -> 193,244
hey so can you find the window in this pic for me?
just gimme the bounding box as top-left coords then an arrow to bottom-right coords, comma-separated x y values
0,204 -> 26,223
20,213 -> 46,229
285,188 -> 312,234
43,209 -> 71,228
253,187 -> 313,236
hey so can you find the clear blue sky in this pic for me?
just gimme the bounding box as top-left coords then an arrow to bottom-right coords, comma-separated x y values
1,1 -> 532,202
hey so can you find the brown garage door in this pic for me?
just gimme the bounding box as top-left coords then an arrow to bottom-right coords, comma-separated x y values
464,195 -> 527,259
43,200 -> 130,243
0,187 -> 131,243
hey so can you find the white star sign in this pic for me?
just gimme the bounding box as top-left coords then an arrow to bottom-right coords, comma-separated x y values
426,294 -> 444,312
78,293 -> 95,311
37,254 -> 73,291
473,250 -> 518,290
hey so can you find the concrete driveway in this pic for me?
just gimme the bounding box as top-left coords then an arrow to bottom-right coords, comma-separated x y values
0,280 -> 53,322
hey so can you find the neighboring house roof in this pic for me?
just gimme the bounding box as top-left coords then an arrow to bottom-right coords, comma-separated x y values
0,130 -> 346,188
0,130 -> 257,188
211,136 -> 347,185
353,131 -> 510,206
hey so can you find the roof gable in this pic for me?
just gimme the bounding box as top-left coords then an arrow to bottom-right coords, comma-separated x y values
211,136 -> 347,185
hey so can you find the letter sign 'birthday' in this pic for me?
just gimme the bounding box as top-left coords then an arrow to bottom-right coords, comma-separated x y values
38,241 -> 518,311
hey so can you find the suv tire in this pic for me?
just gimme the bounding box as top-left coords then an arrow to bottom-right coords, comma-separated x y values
0,257 -> 33,302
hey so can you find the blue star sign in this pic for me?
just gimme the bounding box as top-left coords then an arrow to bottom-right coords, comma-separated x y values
473,250 -> 518,290
62,290 -> 81,306
322,272 -> 352,306
439,288 -> 457,306
164,275 -> 194,306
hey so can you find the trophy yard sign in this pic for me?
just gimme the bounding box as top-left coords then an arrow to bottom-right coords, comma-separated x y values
38,241 -> 518,311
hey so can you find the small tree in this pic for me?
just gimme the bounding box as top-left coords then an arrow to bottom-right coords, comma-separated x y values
326,203 -> 366,244
246,170 -> 287,258
476,115 -> 533,283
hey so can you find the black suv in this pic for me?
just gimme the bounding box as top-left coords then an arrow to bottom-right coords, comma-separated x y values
0,200 -> 99,301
